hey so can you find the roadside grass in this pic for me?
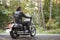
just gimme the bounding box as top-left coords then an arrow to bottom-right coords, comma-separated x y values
0,27 -> 60,34
42,29 -> 60,34
0,30 -> 5,33
36,27 -> 60,34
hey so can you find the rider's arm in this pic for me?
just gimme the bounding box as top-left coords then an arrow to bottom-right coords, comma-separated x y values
21,12 -> 31,18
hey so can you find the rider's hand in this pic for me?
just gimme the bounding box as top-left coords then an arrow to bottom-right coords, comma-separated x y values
30,17 -> 32,19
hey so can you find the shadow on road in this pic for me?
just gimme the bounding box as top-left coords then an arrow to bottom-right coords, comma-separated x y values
0,35 -> 38,40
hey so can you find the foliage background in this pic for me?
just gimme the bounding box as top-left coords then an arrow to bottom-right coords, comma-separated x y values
0,0 -> 60,33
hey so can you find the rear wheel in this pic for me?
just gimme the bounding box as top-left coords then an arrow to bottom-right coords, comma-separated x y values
10,31 -> 19,39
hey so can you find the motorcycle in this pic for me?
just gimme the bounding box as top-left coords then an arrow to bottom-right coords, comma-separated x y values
8,14 -> 36,39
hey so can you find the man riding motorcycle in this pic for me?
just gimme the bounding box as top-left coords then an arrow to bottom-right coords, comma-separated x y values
8,7 -> 36,39
14,7 -> 32,32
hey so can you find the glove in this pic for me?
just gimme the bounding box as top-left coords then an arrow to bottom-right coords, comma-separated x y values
30,17 -> 32,19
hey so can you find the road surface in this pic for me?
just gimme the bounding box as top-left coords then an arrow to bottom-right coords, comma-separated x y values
0,33 -> 60,40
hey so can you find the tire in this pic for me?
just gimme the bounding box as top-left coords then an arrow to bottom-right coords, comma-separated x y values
10,31 -> 19,39
30,26 -> 36,37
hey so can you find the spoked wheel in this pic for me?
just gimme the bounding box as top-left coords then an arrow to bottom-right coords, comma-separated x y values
10,31 -> 19,39
30,25 -> 36,37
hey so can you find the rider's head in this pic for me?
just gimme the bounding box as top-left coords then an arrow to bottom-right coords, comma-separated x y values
16,7 -> 21,11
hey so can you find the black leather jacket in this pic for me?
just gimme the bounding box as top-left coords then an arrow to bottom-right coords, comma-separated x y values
14,11 -> 31,23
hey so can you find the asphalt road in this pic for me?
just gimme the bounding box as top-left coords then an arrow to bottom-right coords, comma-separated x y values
0,33 -> 60,40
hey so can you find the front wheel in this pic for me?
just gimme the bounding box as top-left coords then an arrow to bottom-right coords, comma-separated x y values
10,31 -> 19,39
30,26 -> 36,37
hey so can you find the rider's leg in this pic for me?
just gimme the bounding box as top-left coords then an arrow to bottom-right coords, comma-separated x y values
23,22 -> 30,33
25,22 -> 30,33
22,22 -> 26,32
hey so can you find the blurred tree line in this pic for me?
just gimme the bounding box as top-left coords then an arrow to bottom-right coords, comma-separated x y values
0,4 -> 9,30
0,0 -> 60,30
